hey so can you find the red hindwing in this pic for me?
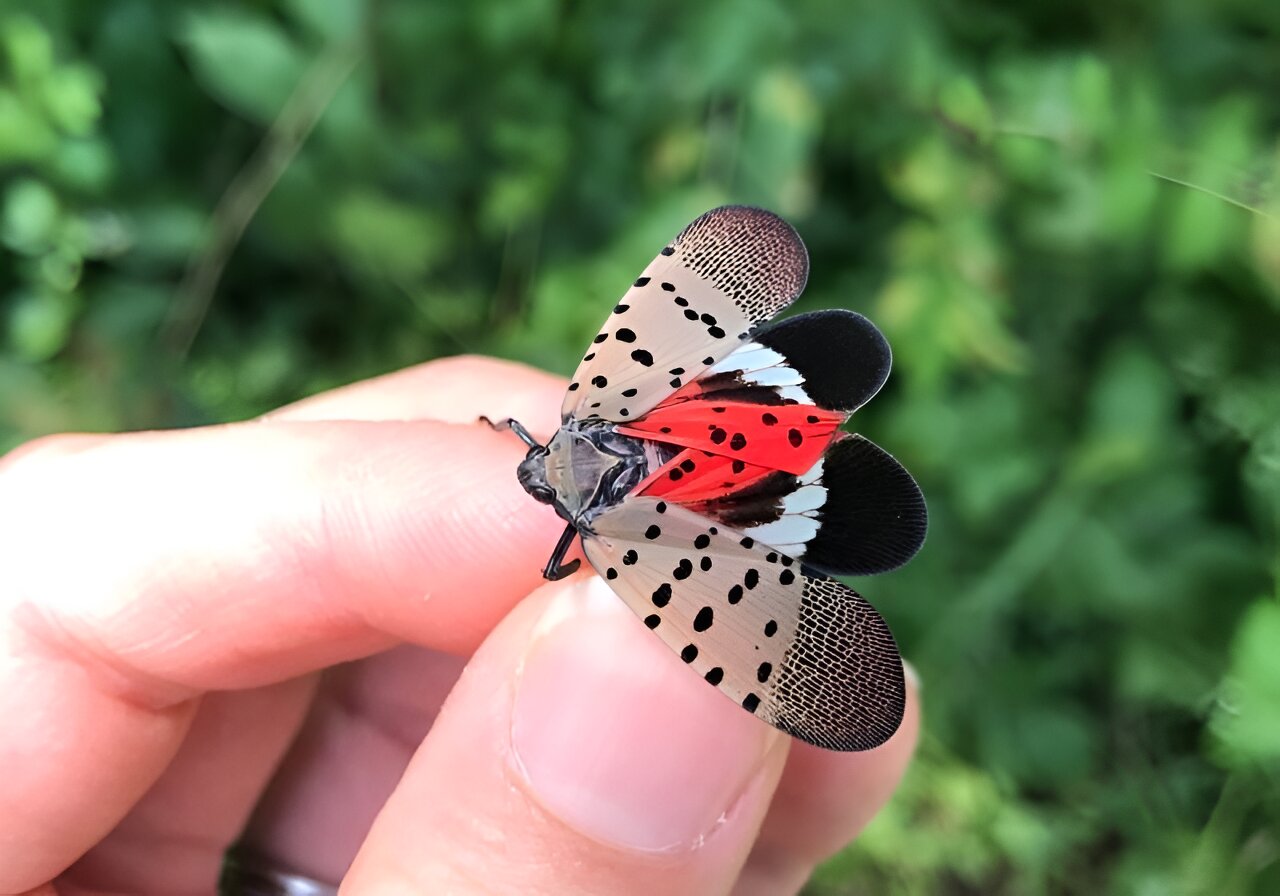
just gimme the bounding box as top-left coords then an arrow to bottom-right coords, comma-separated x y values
634,447 -> 775,501
618,400 -> 843,477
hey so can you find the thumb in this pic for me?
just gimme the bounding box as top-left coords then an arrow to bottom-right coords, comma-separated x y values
342,574 -> 790,895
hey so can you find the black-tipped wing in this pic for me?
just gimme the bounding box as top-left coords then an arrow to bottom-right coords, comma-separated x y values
679,434 -> 928,575
801,434 -> 927,575
696,310 -> 892,412
562,206 -> 809,423
583,498 -> 906,751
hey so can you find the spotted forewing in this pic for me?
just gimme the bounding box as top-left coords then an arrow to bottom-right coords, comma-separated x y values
562,206 -> 809,423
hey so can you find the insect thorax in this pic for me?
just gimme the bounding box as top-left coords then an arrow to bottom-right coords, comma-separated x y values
527,419 -> 659,527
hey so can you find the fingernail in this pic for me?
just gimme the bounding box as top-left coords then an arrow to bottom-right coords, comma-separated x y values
511,576 -> 780,852
902,659 -> 921,694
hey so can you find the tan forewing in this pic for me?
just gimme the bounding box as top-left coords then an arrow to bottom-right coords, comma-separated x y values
562,206 -> 809,423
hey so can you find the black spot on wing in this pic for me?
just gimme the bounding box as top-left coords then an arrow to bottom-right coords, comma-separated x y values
801,435 -> 927,576
753,309 -> 892,412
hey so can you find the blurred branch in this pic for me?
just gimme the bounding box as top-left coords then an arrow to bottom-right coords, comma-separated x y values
1183,772 -> 1268,893
1148,170 -> 1275,219
932,100 -> 1278,220
159,41 -> 362,359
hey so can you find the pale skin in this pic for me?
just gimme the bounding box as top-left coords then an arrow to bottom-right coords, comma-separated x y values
0,355 -> 919,895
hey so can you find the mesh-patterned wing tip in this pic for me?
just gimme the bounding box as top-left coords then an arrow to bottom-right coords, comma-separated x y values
672,206 -> 810,322
768,574 -> 906,751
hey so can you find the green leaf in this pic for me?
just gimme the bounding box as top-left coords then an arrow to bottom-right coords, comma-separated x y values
939,76 -> 993,144
284,0 -> 365,42
175,9 -> 307,124
326,191 -> 449,280
738,68 -> 820,212
1,178 -> 60,255
40,62 -> 102,135
0,87 -> 57,162
6,289 -> 77,361
1212,600 -> 1280,766
1,14 -> 54,85
50,137 -> 115,194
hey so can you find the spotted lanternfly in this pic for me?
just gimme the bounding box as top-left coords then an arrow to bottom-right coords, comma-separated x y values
490,206 -> 926,751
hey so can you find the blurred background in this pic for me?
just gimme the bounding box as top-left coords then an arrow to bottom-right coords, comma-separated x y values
2,0 -> 1279,892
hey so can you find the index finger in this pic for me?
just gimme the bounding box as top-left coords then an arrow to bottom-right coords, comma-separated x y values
268,353 -> 567,429
0,356 -> 566,890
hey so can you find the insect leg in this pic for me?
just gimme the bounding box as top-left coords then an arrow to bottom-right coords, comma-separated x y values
480,416 -> 541,449
542,523 -> 582,580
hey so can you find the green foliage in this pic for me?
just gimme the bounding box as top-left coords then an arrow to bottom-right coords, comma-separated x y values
2,0 -> 1279,891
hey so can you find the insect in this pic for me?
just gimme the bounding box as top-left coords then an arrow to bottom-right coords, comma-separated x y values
490,206 -> 926,751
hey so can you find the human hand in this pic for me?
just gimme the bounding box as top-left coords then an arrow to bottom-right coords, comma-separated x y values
0,355 -> 919,895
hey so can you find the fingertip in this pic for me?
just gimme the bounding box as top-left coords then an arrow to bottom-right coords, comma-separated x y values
740,659 -> 921,885
2,419 -> 566,689
511,575 -> 785,853
345,574 -> 791,895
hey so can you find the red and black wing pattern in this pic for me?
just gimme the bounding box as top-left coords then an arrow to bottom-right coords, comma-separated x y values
618,309 -> 891,468
618,309 -> 926,572
634,447 -> 776,502
677,434 -> 927,575
621,400 -> 844,475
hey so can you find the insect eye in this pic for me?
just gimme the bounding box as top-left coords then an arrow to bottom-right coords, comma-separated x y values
531,485 -> 556,505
